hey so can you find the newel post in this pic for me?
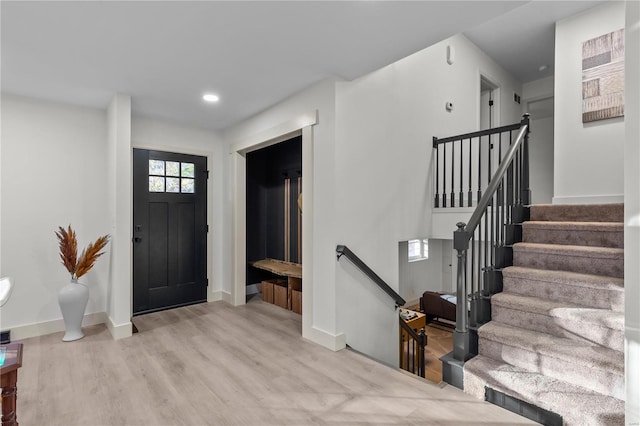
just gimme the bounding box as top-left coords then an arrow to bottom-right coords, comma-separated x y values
453,222 -> 472,362
520,113 -> 531,205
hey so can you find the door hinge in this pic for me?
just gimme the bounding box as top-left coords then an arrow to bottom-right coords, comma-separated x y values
205,170 -> 210,179
489,100 -> 494,107
206,225 -> 209,233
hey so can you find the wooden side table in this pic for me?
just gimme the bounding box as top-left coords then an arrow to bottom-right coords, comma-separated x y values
0,343 -> 23,426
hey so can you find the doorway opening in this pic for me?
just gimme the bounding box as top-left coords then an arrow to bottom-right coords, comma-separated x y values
480,76 -> 499,130
246,136 -> 302,313
230,111 -> 317,344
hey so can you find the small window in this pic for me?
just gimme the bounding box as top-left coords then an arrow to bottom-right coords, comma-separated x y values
408,238 -> 429,262
148,160 -> 196,193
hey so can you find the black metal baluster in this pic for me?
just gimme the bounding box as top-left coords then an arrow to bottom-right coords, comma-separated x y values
488,134 -> 492,192
451,141 -> 455,207
434,139 -> 439,208
477,220 -> 482,306
468,138 -> 473,207
471,235 -> 475,296
491,191 -> 495,266
443,143 -> 447,208
459,139 -> 464,207
477,136 -> 482,204
507,131 -> 514,223
483,206 -> 488,295
515,148 -> 520,205
419,329 -> 426,378
498,133 -> 503,245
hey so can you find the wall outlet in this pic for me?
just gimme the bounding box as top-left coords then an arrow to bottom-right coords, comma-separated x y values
0,330 -> 10,344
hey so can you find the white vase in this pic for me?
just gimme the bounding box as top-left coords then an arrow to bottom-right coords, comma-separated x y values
58,278 -> 89,342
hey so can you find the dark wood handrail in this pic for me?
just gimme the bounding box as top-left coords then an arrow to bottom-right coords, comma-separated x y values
432,121 -> 522,146
336,245 -> 406,308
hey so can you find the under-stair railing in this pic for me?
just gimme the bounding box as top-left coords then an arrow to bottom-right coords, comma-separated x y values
336,245 -> 406,308
433,117 -> 529,208
399,316 -> 427,378
440,114 -> 530,389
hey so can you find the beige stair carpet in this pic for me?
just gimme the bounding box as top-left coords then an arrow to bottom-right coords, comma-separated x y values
463,203 -> 625,425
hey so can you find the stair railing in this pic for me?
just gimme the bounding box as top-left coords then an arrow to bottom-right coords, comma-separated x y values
433,117 -> 529,208
399,317 -> 427,378
439,114 -> 530,388
336,245 -> 406,308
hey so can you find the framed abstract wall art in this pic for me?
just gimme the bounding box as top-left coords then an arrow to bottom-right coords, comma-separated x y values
582,28 -> 625,123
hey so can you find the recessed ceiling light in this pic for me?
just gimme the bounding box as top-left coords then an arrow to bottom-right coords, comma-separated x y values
538,65 -> 548,72
203,93 -> 220,103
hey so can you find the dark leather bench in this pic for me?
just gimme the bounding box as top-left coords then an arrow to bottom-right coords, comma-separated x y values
419,291 -> 456,324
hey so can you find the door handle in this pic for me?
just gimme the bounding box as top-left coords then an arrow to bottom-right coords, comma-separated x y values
133,236 -> 142,243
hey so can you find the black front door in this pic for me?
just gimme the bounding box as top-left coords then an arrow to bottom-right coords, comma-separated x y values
133,149 -> 208,315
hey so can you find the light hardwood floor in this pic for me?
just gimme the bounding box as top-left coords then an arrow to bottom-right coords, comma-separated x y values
424,323 -> 454,384
16,298 -> 535,425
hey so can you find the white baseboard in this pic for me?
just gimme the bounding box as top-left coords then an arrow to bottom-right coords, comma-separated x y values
210,290 -> 233,304
208,290 -> 223,302
303,325 -> 346,352
8,311 -> 107,341
552,194 -> 624,204
106,316 -> 132,340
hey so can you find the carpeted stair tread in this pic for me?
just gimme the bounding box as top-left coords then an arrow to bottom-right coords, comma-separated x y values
492,293 -> 624,331
478,322 -> 623,372
502,266 -> 624,311
477,322 -> 624,398
491,292 -> 624,351
513,242 -> 624,278
463,355 -> 625,426
530,203 -> 623,223
523,221 -> 623,248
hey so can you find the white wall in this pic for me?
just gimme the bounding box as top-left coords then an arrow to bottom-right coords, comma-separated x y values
398,239 -> 443,303
528,115 -> 554,204
523,77 -> 554,205
131,116 -> 225,303
554,2 -> 626,204
334,33 -> 522,366
625,1 -> 640,422
1,94 -> 110,337
523,76 -> 554,101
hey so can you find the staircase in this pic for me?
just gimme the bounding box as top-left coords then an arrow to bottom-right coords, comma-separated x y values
463,203 -> 625,425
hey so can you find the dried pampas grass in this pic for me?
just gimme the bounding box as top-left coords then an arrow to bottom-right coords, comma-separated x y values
56,225 -> 110,280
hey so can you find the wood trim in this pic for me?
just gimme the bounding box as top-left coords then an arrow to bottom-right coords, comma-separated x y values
297,176 -> 302,262
284,178 -> 291,262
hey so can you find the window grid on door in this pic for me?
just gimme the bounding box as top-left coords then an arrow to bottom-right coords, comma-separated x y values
148,160 -> 195,193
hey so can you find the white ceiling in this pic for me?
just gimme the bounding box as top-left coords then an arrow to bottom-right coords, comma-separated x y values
1,1 -> 604,132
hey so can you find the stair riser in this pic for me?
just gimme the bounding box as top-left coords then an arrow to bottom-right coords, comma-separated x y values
523,228 -> 623,248
491,306 -> 623,352
513,250 -> 623,278
530,204 -> 623,222
502,276 -> 624,312
479,339 -> 624,399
